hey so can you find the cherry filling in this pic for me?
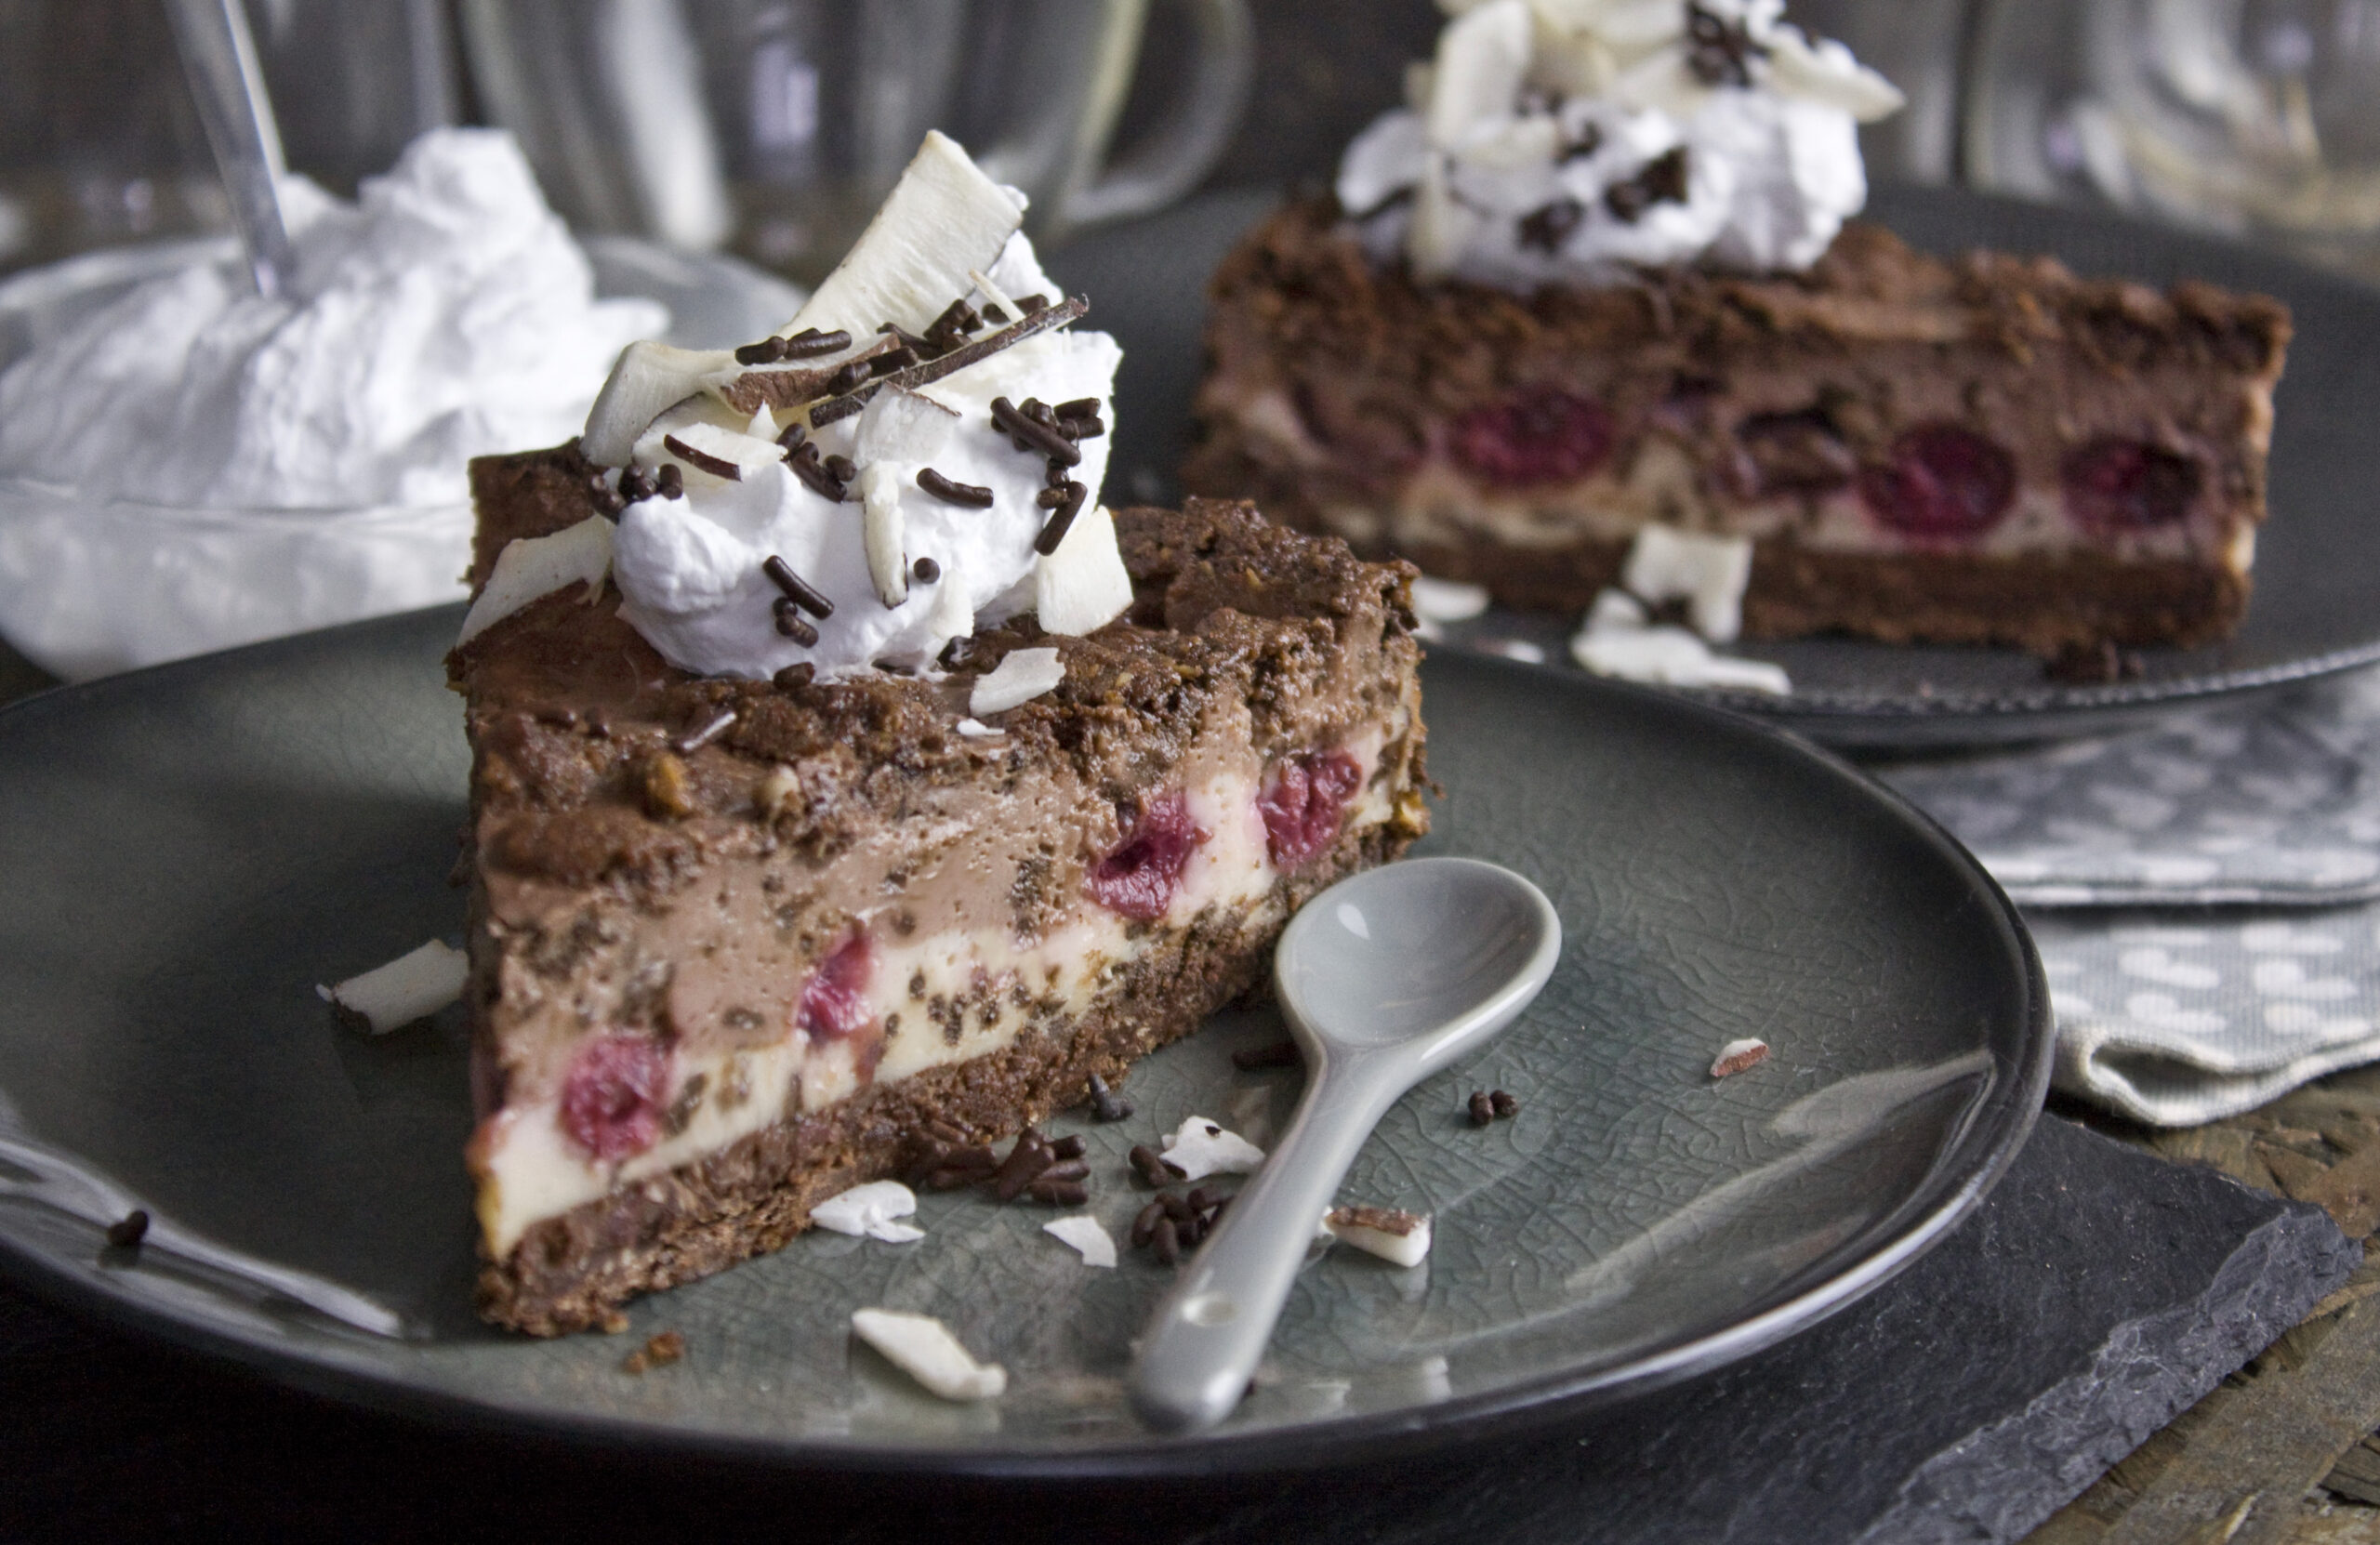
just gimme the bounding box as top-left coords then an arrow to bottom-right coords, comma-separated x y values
1856,424 -> 2017,540
796,931 -> 875,1041
1449,386 -> 1616,488
2061,439 -> 2202,535
1259,751 -> 1364,868
559,1034 -> 669,1162
1085,789 -> 1209,921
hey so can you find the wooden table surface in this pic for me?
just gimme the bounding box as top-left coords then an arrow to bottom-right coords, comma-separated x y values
4,632 -> 2377,1545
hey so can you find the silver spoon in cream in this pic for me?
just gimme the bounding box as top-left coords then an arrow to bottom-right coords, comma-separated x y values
163,0 -> 296,297
1129,856 -> 1561,1433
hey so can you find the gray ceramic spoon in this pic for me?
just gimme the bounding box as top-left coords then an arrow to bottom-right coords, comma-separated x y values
1129,856 -> 1562,1433
163,0 -> 296,297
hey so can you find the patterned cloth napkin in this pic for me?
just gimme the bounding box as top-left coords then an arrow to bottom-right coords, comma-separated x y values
1874,667 -> 2380,907
1865,665 -> 2380,1126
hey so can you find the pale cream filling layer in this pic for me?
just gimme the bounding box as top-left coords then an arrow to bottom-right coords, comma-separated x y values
1233,388 -> 2247,573
476,736 -> 1394,1258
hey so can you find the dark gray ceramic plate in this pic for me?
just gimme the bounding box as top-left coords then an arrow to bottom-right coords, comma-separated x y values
0,605 -> 2048,1472
1046,186 -> 2380,749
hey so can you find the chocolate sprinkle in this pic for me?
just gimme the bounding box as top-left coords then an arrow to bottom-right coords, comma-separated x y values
1489,1089 -> 1520,1118
911,556 -> 940,584
826,359 -> 872,393
783,327 -> 851,358
980,303 -> 1010,324
662,434 -> 744,482
1468,1090 -> 1496,1127
992,396 -> 1082,467
620,466 -> 657,501
1034,481 -> 1088,556
1018,294 -> 1050,315
869,345 -> 920,377
823,454 -> 857,482
772,598 -> 820,645
1027,1177 -> 1090,1207
776,421 -> 807,454
789,447 -> 848,503
762,554 -> 835,618
1130,1143 -> 1184,1187
734,336 -> 787,365
105,1209 -> 149,1248
993,1132 -> 1055,1200
1131,1200 -> 1166,1248
1053,397 -> 1101,421
1686,2 -> 1765,87
1151,1216 -> 1181,1265
1560,122 -> 1605,163
807,297 -> 1090,427
1606,147 -> 1691,224
1517,196 -> 1586,254
1049,1133 -> 1087,1160
917,467 -> 995,507
772,662 -> 815,690
654,463 -> 684,499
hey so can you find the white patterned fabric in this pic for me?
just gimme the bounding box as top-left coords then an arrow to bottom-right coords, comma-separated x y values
1875,666 -> 2380,907
2029,906 -> 2380,1125
1859,665 -> 2380,1125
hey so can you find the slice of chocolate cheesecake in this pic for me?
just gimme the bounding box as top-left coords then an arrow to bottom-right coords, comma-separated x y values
1185,200 -> 2291,655
451,485 -> 1427,1335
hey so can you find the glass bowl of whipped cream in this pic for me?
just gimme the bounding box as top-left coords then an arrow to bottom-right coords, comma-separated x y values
0,128 -> 800,681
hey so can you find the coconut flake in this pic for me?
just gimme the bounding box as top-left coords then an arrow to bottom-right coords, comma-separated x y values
581,340 -> 735,468
1621,526 -> 1755,642
850,1308 -> 1007,1401
970,647 -> 1064,716
811,1181 -> 926,1243
456,516 -> 614,647
1042,1215 -> 1117,1268
1711,1037 -> 1770,1077
1033,506 -> 1133,637
318,940 -> 468,1035
1321,1205 -> 1434,1267
1408,575 -> 1491,622
1159,1116 -> 1267,1182
857,462 -> 909,609
954,718 -> 1003,738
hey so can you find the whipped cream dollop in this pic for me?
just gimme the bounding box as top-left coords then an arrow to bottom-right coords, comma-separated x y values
0,128 -> 663,509
598,132 -> 1130,681
1338,0 -> 1904,286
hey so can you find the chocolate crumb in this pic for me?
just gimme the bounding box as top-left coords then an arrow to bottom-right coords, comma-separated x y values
1467,1090 -> 1495,1127
1088,1073 -> 1134,1122
601,1311 -> 630,1335
105,1209 -> 149,1248
1231,1039 -> 1301,1071
623,1329 -> 686,1374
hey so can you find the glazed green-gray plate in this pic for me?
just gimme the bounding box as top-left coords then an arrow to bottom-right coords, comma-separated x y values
0,606 -> 2049,1473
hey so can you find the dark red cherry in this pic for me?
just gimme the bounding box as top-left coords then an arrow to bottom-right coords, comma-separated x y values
796,931 -> 875,1041
1856,424 -> 2017,539
559,1035 -> 668,1162
1258,751 -> 1365,868
2061,438 -> 2201,534
1449,387 -> 1616,488
1085,789 -> 1209,920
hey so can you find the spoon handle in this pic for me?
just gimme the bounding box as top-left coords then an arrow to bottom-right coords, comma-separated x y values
1129,1056 -> 1400,1433
163,0 -> 296,298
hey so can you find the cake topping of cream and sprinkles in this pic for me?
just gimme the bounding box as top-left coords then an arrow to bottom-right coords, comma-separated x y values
542,132 -> 1130,682
1340,0 -> 1905,286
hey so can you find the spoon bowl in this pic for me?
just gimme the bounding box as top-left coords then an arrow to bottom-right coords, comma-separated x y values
1277,856 -> 1563,1058
1130,857 -> 1561,1433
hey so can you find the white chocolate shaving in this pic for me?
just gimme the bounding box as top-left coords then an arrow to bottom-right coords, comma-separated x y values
970,647 -> 1064,716
811,1181 -> 925,1243
317,940 -> 468,1035
1042,1215 -> 1117,1268
455,516 -> 614,647
1159,1116 -> 1267,1182
850,1308 -> 1007,1401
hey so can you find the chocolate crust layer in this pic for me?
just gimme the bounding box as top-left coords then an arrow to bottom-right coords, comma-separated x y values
1185,199 -> 2289,654
453,466 -> 1429,1334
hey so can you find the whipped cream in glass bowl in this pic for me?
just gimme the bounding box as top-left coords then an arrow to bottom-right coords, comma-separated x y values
0,128 -> 798,681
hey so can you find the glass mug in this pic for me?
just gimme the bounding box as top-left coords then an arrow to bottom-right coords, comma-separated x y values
458,0 -> 1252,283
1971,0 -> 2380,269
